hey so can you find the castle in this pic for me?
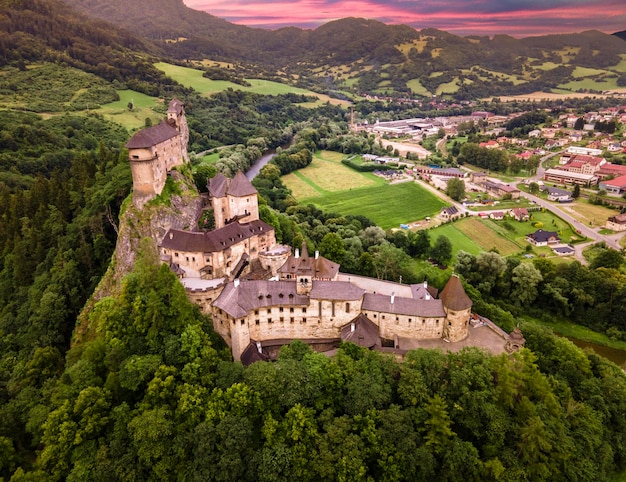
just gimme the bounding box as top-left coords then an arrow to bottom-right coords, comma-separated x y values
127,100 -> 480,363
126,99 -> 190,207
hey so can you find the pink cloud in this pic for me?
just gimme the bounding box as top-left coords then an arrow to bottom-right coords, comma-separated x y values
183,0 -> 626,37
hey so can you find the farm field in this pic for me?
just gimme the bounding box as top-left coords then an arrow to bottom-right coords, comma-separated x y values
428,211 -> 584,259
300,182 -> 447,229
560,202 -> 617,228
285,151 -> 446,228
154,62 -> 349,106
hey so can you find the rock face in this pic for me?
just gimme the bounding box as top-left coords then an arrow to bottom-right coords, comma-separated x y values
74,171 -> 202,343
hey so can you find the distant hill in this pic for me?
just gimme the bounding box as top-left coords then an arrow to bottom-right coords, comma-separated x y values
55,0 -> 626,98
615,30 -> 626,41
0,0 -> 171,90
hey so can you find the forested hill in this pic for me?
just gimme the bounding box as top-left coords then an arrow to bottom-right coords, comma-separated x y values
60,0 -> 626,98
615,30 -> 626,42
0,0 -> 173,91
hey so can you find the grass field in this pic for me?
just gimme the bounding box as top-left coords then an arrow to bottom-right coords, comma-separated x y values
98,89 -> 162,130
456,218 -> 521,255
283,151 -> 380,197
407,78 -> 430,96
154,62 -> 349,106
561,202 -> 617,228
300,182 -> 447,229
558,76 -> 621,92
285,151 -> 447,229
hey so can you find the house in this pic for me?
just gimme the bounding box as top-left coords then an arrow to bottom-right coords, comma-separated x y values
483,181 -> 521,199
440,206 -> 461,220
543,186 -> 572,202
527,229 -> 560,246
479,140 -> 500,149
606,213 -> 626,232
511,208 -> 530,221
528,129 -> 541,138
489,211 -> 505,220
599,174 -> 626,196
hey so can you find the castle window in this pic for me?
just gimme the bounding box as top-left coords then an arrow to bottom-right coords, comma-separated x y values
290,317 -> 294,323
280,317 -> 284,322
436,319 -> 439,324
290,307 -> 294,313
205,258 -> 210,263
346,303 -> 350,313
267,309 -> 271,314
254,310 -> 259,315
396,316 -> 399,321
186,257 -> 189,262
318,301 -> 322,316
302,307 -> 307,313
279,307 -> 284,313
409,318 -> 412,323
268,318 -> 272,323
192,257 -> 195,262
374,314 -> 377,318
255,319 -> 259,325
382,315 -> 386,319
240,320 -> 245,325
302,317 -> 306,323
331,302 -> 335,317
175,252 -> 179,257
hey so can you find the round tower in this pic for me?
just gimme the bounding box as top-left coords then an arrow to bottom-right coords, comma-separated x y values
439,275 -> 472,342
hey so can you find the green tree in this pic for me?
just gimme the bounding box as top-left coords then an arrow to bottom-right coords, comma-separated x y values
422,394 -> 455,455
318,232 -> 346,264
446,178 -> 466,201
430,235 -> 452,265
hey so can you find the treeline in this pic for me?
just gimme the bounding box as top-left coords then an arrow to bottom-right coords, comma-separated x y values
456,249 -> 626,339
6,256 -> 626,481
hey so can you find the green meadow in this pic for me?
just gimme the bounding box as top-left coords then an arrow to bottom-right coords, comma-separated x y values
98,89 -> 162,130
154,62 -> 349,106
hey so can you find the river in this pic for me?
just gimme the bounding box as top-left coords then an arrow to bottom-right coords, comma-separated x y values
245,149 -> 278,180
567,337 -> 626,369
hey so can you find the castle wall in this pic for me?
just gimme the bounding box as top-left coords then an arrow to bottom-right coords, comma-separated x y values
364,310 -> 444,340
229,195 -> 259,224
130,158 -> 166,202
186,285 -> 225,315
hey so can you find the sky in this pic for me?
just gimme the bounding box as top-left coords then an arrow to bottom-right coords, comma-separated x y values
183,0 -> 626,37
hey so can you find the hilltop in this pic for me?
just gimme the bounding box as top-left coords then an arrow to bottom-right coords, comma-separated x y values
60,0 -> 626,99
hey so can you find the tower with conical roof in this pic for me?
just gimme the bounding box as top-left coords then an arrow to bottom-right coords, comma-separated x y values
208,171 -> 259,229
439,274 -> 472,342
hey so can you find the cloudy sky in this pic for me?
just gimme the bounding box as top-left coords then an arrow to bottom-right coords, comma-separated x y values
183,0 -> 626,37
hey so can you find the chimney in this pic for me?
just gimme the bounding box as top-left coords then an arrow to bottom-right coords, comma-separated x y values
295,249 -> 300,258
351,322 -> 355,332
234,279 -> 240,288
391,292 -> 395,304
315,250 -> 319,259
169,232 -> 173,239
256,341 -> 262,353
423,280 -> 428,289
425,293 -> 431,300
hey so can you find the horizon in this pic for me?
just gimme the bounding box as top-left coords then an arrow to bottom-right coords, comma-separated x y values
182,0 -> 626,38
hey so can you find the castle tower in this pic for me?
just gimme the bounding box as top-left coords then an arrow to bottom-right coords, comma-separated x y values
167,99 -> 189,162
439,275 -> 472,342
126,98 -> 189,208
208,171 -> 259,229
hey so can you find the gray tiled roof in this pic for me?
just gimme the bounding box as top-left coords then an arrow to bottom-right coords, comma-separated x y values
160,220 -> 273,253
341,314 -> 380,348
278,244 -> 339,279
126,120 -> 178,149
167,98 -> 184,115
208,173 -> 228,197
229,171 -> 257,197
310,280 -> 364,301
362,292 -> 445,317
213,280 -> 310,318
207,171 -> 257,198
